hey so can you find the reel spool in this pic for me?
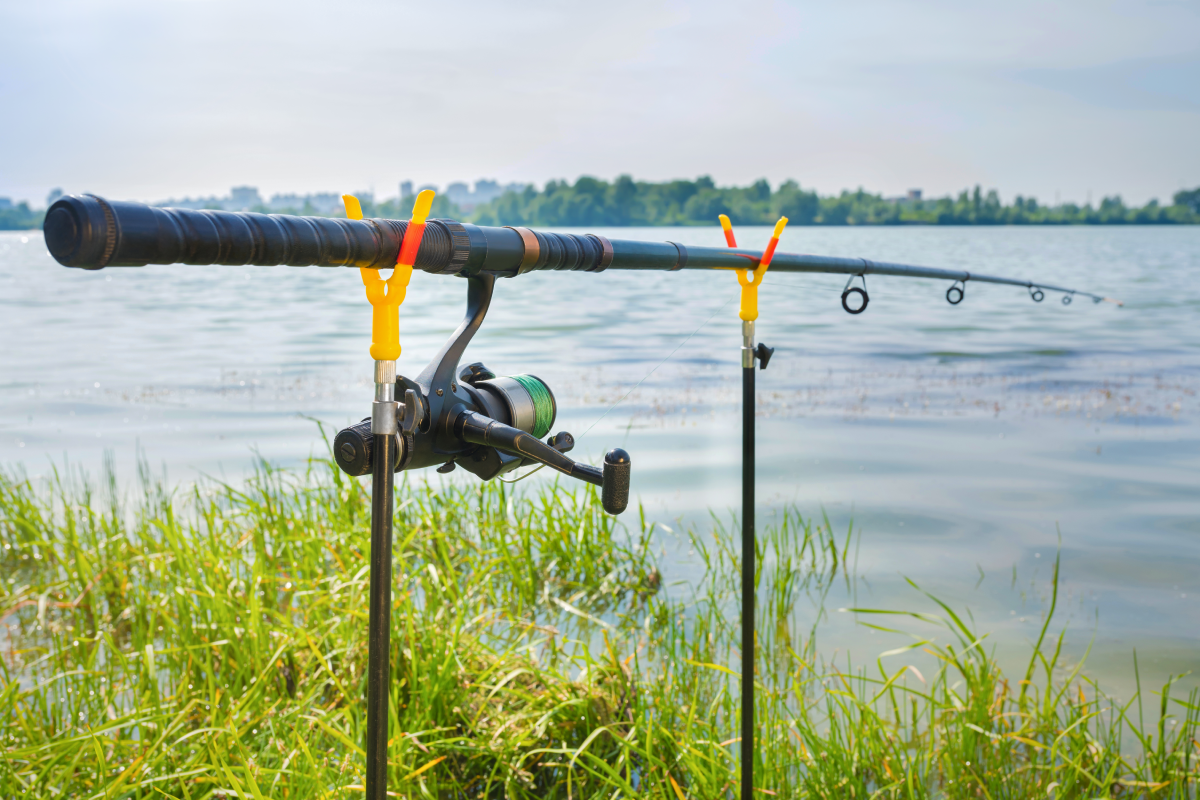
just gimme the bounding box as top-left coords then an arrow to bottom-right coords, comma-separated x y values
474,374 -> 557,440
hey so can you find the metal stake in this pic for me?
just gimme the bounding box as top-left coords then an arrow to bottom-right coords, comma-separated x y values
366,360 -> 397,800
741,319 -> 755,800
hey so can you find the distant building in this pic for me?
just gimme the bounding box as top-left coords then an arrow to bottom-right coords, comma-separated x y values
436,179 -> 528,212
163,187 -> 261,211
228,186 -> 263,210
266,193 -> 305,211
158,181 -> 527,217
444,182 -> 472,208
0,197 -> 12,210
309,193 -> 344,214
472,179 -> 525,205
886,188 -> 925,205
266,192 -> 343,215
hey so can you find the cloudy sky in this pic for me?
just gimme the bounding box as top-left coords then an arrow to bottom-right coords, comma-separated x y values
2,0 -> 1197,206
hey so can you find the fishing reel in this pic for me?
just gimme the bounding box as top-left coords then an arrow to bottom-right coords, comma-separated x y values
331,273 -> 631,515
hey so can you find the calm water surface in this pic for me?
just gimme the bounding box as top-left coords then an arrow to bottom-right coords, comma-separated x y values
2,225 -> 1198,697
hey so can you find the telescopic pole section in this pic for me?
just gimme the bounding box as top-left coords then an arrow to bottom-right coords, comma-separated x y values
741,318 -> 756,800
366,360 -> 397,800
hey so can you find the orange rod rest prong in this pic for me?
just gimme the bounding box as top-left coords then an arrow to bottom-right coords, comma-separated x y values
731,216 -> 788,321
347,190 -> 435,361
719,214 -> 737,248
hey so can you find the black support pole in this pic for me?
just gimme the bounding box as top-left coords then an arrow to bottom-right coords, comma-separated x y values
365,432 -> 394,800
741,323 -> 756,800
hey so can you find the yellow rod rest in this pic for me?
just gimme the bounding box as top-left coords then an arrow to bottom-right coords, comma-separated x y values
345,190 -> 435,361
732,216 -> 789,321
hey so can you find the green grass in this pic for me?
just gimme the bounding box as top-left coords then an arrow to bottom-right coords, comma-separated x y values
1,451 -> 1196,798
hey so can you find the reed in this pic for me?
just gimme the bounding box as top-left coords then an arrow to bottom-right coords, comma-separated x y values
1,451 -> 1196,798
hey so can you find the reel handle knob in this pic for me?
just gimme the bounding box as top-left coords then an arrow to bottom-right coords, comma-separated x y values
601,449 -> 631,516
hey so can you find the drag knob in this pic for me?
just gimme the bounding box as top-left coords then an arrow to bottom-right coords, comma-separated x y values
332,419 -> 403,476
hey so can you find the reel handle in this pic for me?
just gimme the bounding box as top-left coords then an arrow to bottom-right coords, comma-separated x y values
455,410 -> 630,515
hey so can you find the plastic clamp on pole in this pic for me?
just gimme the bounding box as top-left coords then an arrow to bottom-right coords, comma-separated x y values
344,190 -> 435,361
725,215 -> 788,322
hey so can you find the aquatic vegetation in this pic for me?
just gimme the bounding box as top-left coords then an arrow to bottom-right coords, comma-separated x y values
1,453 -> 1196,798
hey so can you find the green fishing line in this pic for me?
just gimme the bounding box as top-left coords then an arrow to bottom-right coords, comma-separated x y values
511,374 -> 554,439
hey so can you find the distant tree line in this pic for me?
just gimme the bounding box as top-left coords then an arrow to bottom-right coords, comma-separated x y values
4,181 -> 1198,231
464,177 -> 1200,227
0,202 -> 44,231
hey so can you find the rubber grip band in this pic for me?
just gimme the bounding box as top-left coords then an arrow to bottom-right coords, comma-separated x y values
397,221 -> 426,267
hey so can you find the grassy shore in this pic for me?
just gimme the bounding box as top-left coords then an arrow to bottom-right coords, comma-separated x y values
1,453 -> 1197,798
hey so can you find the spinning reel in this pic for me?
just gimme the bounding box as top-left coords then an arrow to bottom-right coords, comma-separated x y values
331,273 -> 631,516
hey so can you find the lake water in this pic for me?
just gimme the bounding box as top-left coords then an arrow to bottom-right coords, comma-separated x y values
2,224 -> 1198,699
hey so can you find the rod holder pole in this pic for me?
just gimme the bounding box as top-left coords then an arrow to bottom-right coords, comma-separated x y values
366,360 -> 397,800
741,318 -> 755,800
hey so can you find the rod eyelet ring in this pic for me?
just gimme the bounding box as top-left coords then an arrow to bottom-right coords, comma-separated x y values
840,274 -> 869,314
841,287 -> 869,314
946,282 -> 965,305
1029,287 -> 1045,303
1061,294 -> 1073,306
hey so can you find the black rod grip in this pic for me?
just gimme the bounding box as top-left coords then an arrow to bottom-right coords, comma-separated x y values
42,195 -> 610,276
41,194 -> 748,278
42,194 -> 459,271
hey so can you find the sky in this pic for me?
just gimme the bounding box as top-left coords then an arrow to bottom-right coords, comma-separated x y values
1,0 -> 1198,207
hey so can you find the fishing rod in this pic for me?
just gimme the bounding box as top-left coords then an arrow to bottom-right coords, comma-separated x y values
44,194 -> 1120,306
43,193 -> 1120,800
